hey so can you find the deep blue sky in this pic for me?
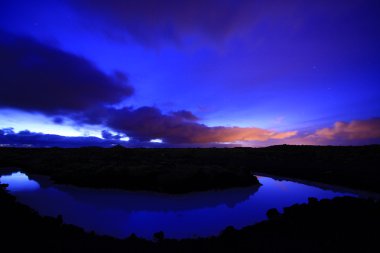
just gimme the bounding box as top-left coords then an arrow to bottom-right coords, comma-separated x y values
1,0 -> 380,147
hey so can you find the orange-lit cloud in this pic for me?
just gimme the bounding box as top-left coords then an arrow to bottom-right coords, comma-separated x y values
238,118 -> 380,147
189,127 -> 297,143
271,131 -> 298,139
313,118 -> 380,141
88,106 -> 298,144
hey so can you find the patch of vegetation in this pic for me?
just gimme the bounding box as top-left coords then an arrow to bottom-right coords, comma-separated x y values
1,145 -> 379,193
0,147 -> 261,193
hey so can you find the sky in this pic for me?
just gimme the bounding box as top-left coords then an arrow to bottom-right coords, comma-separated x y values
0,0 -> 380,147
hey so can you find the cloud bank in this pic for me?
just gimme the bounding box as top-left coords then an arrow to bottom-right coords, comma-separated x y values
73,106 -> 297,144
1,117 -> 380,148
0,128 -> 124,148
0,31 -> 297,145
0,128 -> 239,148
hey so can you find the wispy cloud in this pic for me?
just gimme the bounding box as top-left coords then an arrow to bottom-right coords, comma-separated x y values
69,0 -> 261,46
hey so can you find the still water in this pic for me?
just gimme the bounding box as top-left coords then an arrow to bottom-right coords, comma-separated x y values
0,171 -> 357,239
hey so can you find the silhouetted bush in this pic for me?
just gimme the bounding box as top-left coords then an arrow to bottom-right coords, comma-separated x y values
153,231 -> 165,241
266,208 -> 280,219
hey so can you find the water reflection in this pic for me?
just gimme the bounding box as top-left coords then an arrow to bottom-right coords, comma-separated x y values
59,185 -> 261,211
0,170 -> 356,239
0,172 -> 40,192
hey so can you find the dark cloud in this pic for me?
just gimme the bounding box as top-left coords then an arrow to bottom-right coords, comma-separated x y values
69,0 -> 260,45
0,128 -> 124,148
101,130 -> 124,140
72,106 -> 296,144
0,128 -> 238,148
0,31 -> 133,114
170,110 -> 199,121
0,128 -> 15,136
53,117 -> 64,124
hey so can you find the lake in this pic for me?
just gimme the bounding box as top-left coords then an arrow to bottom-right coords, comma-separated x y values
0,170 -> 362,239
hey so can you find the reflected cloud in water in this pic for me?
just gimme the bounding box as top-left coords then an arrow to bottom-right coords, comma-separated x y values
0,172 -> 40,192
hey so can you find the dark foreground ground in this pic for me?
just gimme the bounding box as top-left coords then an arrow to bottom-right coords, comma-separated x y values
0,145 -> 379,193
1,184 -> 379,253
1,146 -> 380,252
